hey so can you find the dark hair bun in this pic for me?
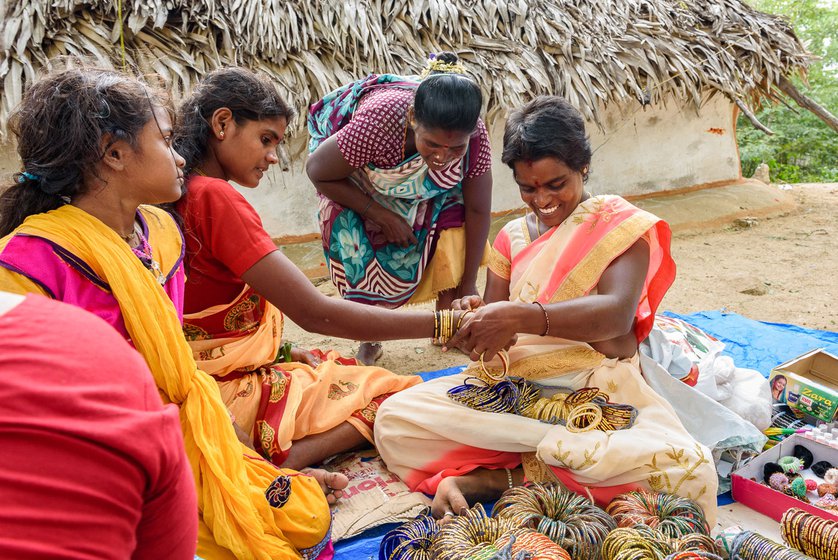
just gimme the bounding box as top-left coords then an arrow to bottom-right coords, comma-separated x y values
435,51 -> 459,65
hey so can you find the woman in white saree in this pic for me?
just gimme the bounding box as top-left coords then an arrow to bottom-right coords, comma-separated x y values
375,96 -> 718,525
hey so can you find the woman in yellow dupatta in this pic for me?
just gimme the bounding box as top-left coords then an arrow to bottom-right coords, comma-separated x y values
0,68 -> 333,559
375,97 -> 718,524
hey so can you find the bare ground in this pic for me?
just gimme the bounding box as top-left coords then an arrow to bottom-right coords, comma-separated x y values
284,183 -> 837,376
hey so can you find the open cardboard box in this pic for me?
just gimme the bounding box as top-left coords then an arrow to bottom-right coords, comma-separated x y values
770,349 -> 838,424
731,434 -> 838,522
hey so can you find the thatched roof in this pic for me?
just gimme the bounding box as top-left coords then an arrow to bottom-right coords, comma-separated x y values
0,0 -> 827,142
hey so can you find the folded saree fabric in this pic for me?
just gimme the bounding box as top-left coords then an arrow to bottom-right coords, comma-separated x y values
184,284 -> 420,466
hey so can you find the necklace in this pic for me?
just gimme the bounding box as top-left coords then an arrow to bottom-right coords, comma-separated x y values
121,221 -> 141,247
130,228 -> 167,285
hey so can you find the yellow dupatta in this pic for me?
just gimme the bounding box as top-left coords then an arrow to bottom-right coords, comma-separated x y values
9,205 -> 330,560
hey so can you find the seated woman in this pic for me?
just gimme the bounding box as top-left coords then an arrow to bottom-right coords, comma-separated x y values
306,51 -> 493,365
174,67 -> 477,471
375,96 -> 718,524
0,67 -> 335,559
0,292 -> 197,559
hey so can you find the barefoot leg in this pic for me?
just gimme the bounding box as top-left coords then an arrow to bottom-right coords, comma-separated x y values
356,341 -> 383,365
436,288 -> 456,311
281,421 -> 368,471
301,468 -> 350,505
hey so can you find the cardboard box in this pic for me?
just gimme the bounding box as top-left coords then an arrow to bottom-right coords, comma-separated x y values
731,434 -> 838,522
770,349 -> 838,423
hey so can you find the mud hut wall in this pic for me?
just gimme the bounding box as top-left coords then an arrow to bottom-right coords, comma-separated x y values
0,95 -> 740,240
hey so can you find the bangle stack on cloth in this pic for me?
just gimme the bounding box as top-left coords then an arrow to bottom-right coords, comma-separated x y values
781,508 -> 838,560
377,485 -> 722,560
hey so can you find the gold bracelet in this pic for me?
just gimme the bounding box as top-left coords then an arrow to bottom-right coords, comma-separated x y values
504,468 -> 514,489
533,301 -> 550,336
455,310 -> 474,331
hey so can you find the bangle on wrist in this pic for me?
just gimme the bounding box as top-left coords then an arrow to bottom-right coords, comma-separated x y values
533,301 -> 550,336
360,197 -> 373,218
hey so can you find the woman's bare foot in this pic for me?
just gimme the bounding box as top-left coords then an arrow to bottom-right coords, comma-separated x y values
301,468 -> 349,505
356,341 -> 383,365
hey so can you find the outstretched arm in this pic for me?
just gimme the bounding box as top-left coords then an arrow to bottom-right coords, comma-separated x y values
459,171 -> 492,297
241,249 -> 436,340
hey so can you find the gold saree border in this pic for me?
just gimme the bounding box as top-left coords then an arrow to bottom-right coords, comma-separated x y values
465,345 -> 605,381
488,247 -> 511,280
549,213 -> 657,303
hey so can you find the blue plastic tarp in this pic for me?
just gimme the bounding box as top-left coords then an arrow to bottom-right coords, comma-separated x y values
334,312 -> 837,559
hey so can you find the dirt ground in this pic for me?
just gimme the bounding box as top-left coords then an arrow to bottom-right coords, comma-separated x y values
284,183 -> 837,376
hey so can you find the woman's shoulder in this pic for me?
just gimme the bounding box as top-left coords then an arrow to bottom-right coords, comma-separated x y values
357,87 -> 414,115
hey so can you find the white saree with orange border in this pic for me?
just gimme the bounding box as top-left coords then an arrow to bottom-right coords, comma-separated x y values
375,196 -> 718,523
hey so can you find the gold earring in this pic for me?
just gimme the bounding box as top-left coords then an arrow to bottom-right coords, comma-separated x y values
219,130 -> 225,138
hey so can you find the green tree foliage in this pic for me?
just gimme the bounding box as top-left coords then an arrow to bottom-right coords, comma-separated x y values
737,0 -> 837,182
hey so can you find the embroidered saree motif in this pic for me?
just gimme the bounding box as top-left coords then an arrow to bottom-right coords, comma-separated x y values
328,380 -> 359,400
265,475 -> 292,508
184,281 -> 420,467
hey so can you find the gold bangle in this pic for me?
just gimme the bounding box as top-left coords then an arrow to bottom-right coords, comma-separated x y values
533,301 -> 549,336
455,310 -> 474,331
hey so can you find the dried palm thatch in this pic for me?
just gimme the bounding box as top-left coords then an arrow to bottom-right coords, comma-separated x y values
1,0 -> 833,145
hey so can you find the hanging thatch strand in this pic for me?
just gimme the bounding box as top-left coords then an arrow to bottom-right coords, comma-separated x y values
0,0 -> 824,142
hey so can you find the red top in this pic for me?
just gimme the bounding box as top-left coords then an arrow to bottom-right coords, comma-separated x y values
335,88 -> 492,177
177,176 -> 278,314
0,295 -> 197,560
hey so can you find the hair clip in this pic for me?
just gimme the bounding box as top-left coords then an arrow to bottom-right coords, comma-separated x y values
18,171 -> 41,184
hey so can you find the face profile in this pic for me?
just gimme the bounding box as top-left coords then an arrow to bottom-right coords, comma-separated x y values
771,374 -> 787,401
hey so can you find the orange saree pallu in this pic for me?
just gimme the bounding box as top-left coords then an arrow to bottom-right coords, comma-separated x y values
183,286 -> 421,464
375,196 -> 719,524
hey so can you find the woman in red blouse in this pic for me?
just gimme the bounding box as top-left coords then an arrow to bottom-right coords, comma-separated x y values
174,67 -> 498,476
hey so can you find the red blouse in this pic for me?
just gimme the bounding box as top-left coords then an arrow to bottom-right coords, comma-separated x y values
178,176 -> 278,314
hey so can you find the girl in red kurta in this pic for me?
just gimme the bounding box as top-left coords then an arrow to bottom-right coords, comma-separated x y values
174,67 -> 482,473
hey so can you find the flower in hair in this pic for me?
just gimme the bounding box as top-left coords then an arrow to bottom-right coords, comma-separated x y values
420,55 -> 467,78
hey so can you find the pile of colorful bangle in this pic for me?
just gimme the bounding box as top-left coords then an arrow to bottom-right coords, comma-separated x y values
379,486 -> 719,560
729,530 -> 814,560
493,483 -> 616,560
780,508 -> 838,560
429,503 -> 571,560
378,515 -> 439,560
606,490 -> 711,539
601,525 -> 721,560
447,377 -> 637,432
